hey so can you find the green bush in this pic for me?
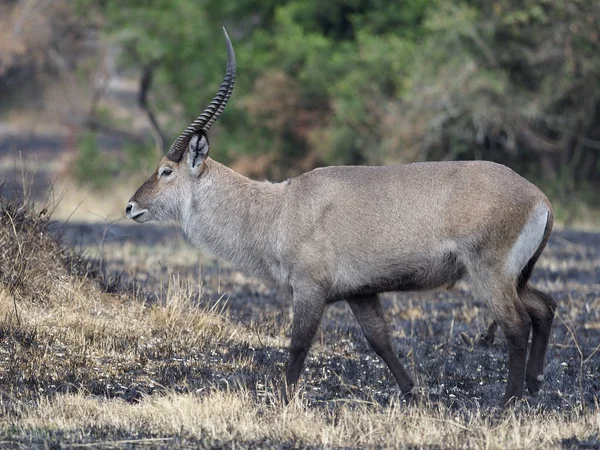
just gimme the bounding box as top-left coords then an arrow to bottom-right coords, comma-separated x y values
75,0 -> 600,197
73,132 -> 117,189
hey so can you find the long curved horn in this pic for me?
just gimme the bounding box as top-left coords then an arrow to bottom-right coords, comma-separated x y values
166,27 -> 236,162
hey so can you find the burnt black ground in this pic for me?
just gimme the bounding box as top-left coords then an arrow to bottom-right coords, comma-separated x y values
53,221 -> 600,411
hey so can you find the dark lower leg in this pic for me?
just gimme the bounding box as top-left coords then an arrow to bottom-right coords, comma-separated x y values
523,287 -> 556,395
499,312 -> 531,406
347,294 -> 414,394
284,295 -> 325,398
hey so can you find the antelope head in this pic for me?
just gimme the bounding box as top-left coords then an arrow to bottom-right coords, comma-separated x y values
126,27 -> 236,223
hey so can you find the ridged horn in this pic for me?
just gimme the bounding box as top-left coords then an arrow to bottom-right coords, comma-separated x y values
165,27 -> 236,162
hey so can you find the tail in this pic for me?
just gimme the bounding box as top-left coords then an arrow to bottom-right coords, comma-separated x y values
517,208 -> 553,292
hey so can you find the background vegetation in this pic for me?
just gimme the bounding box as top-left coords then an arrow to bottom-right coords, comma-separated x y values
73,0 -> 600,192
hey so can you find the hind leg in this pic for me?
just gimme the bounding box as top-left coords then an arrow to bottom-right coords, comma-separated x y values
521,285 -> 556,395
470,268 -> 532,406
347,294 -> 415,396
496,293 -> 531,406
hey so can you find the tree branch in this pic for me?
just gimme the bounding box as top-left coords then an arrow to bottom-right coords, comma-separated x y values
515,124 -> 561,154
139,63 -> 166,157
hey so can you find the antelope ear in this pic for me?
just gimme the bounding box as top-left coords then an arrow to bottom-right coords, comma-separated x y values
188,132 -> 209,174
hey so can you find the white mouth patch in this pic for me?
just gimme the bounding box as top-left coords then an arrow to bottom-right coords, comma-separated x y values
505,203 -> 549,277
127,206 -> 148,221
130,210 -> 147,219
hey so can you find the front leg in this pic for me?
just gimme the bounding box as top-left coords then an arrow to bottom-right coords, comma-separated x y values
284,287 -> 326,399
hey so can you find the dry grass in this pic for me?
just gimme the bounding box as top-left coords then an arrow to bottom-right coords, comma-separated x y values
0,190 -> 99,304
5,388 -> 600,448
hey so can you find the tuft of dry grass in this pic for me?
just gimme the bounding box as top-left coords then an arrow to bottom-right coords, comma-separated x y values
0,191 -> 103,306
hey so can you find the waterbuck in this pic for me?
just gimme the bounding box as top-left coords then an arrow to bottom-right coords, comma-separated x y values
126,28 -> 556,407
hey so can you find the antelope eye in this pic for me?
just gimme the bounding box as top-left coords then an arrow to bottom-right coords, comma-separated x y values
160,168 -> 173,177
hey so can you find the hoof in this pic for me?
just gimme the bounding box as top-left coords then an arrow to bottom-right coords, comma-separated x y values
478,321 -> 498,347
478,335 -> 494,346
399,387 -> 423,406
527,374 -> 544,396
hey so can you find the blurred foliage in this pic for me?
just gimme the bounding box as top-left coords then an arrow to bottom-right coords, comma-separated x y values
74,132 -> 156,189
409,0 -> 600,204
74,132 -> 115,189
0,1 -> 89,97
75,0 -> 600,198
122,142 -> 159,173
